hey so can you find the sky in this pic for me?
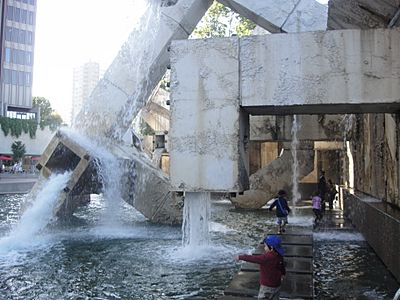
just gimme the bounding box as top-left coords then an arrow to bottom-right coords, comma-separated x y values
32,0 -> 147,124
32,0 -> 328,125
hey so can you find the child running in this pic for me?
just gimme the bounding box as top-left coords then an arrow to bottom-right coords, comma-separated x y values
236,235 -> 286,299
269,190 -> 291,234
312,191 -> 323,228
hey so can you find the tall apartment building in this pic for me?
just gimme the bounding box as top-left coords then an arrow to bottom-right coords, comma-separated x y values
71,61 -> 100,125
0,0 -> 37,119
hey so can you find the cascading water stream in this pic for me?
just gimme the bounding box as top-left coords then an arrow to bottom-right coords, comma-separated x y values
0,172 -> 71,251
291,115 -> 301,213
182,192 -> 211,248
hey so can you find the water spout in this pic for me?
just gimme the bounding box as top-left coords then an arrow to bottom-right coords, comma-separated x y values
182,192 -> 210,247
291,115 -> 301,211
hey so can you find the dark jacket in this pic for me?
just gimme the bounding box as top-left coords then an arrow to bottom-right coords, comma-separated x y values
318,175 -> 327,194
269,197 -> 291,217
239,251 -> 286,287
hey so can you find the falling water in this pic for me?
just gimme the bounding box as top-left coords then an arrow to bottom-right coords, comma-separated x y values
0,172 -> 71,251
291,115 -> 301,210
182,192 -> 211,247
342,114 -> 355,144
61,128 -> 125,226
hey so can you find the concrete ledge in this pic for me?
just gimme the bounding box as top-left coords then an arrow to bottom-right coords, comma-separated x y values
224,271 -> 313,299
344,190 -> 400,282
0,180 -> 36,194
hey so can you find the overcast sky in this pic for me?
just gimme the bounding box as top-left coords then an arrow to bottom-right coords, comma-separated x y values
32,0 -> 328,124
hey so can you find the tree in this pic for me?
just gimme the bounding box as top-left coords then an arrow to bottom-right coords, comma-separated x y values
11,141 -> 26,162
33,96 -> 63,130
192,2 -> 256,39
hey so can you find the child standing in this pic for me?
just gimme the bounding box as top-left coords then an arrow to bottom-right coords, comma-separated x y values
236,235 -> 286,299
312,191 -> 323,227
269,190 -> 291,234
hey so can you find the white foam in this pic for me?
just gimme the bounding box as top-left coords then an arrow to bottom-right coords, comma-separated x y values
0,172 -> 71,252
209,221 -> 237,233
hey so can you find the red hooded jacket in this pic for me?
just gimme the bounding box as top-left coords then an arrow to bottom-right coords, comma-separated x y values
239,251 -> 285,287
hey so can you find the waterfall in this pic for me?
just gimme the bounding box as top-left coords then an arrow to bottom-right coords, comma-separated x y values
291,115 -> 301,210
0,172 -> 71,250
182,192 -> 210,247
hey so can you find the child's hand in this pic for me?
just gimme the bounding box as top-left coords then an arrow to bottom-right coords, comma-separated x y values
234,255 -> 240,261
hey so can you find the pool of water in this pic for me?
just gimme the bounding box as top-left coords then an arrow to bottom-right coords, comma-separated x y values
0,194 -> 398,299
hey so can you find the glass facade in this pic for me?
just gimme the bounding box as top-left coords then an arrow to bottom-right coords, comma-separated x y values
0,0 -> 37,115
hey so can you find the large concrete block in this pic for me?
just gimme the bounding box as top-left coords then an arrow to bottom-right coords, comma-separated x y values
169,37 -> 248,192
240,28 -> 400,115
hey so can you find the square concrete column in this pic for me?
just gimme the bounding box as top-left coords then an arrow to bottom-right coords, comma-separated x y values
169,37 -> 249,192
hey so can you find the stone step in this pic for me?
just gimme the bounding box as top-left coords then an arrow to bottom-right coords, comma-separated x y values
224,271 -> 313,299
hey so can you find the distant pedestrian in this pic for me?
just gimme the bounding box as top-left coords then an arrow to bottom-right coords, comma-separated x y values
327,179 -> 338,210
318,170 -> 327,211
236,235 -> 286,299
311,191 -> 323,228
269,190 -> 291,234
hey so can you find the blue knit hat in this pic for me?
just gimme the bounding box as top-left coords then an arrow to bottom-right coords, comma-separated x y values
263,235 -> 284,256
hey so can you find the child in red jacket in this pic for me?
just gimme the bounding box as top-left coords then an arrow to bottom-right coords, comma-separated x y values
236,235 -> 286,299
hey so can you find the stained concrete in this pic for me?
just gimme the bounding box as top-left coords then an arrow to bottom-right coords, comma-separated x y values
240,29 -> 400,114
328,0 -> 399,30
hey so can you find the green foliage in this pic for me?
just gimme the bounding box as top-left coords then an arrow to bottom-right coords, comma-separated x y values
0,117 -> 37,138
33,96 -> 63,131
192,2 -> 256,39
11,141 -> 26,162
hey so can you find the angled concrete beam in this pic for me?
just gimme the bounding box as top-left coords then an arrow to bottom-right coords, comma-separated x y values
218,0 -> 327,33
74,0 -> 213,141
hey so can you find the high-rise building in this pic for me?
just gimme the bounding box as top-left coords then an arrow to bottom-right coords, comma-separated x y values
71,61 -> 100,125
0,0 -> 37,119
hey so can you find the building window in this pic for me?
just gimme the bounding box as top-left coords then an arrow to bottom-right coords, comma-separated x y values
5,48 -> 11,63
6,6 -> 13,21
21,9 -> 27,23
5,27 -> 12,41
19,30 -> 25,44
26,52 -> 32,65
14,8 -> 21,22
12,50 -> 18,64
29,0 -> 35,5
27,31 -> 33,45
3,69 -> 11,84
18,71 -> 24,86
18,50 -> 24,65
11,70 -> 18,85
25,72 -> 31,86
12,28 -> 19,43
27,11 -> 34,25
